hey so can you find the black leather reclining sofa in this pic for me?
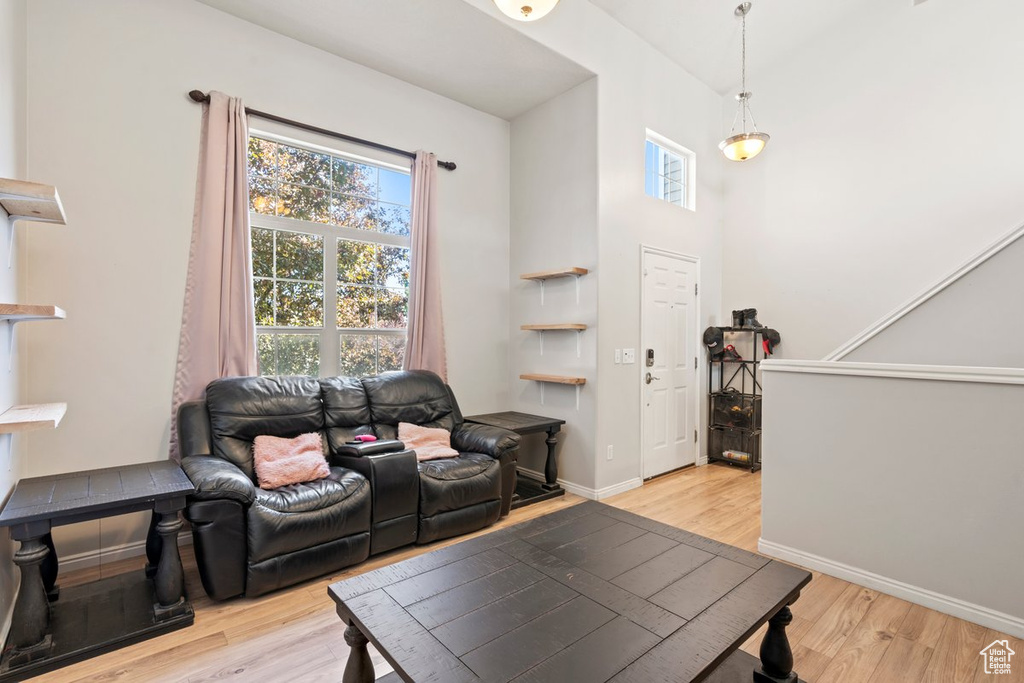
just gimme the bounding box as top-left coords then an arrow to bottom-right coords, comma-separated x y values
177,370 -> 519,600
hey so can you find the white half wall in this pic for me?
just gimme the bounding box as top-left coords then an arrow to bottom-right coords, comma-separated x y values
723,0 -> 1024,361
23,0 -> 511,558
0,0 -> 27,647
761,360 -> 1024,637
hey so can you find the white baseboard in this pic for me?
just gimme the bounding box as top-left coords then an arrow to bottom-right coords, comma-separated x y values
517,468 -> 642,501
758,538 -> 1024,639
58,531 -> 192,573
594,477 -> 643,500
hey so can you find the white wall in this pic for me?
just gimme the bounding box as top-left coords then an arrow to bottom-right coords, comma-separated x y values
0,0 -> 27,645
723,0 -> 1024,362
844,226 -> 1024,367
509,79 -> 598,491
760,361 -> 1024,638
485,0 -> 727,494
23,0 -> 511,558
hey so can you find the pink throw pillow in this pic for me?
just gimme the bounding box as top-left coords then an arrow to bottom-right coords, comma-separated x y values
253,432 -> 330,490
399,422 -> 459,462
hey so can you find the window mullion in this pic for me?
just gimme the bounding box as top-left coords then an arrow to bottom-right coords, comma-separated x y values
323,236 -> 340,377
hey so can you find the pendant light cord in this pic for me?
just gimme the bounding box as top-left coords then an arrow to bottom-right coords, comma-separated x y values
741,7 -> 747,122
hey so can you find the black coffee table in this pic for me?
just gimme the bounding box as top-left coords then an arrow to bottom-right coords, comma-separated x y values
329,501 -> 811,682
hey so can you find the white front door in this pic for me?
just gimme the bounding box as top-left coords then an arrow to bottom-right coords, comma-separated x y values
641,249 -> 698,479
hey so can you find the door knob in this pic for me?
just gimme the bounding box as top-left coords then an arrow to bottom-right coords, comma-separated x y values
645,372 -> 661,384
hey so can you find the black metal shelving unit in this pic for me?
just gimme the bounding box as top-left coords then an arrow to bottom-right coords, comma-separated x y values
707,327 -> 765,472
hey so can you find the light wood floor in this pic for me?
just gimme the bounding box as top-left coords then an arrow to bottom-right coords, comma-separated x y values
33,464 -> 1022,682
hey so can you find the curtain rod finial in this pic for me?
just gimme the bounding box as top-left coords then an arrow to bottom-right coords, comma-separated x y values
188,90 -> 209,103
439,161 -> 457,171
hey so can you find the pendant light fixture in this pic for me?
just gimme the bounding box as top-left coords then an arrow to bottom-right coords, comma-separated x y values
720,2 -> 770,162
493,0 -> 560,22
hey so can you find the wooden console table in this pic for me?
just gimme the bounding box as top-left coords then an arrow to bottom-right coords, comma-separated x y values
0,461 -> 195,681
464,411 -> 566,509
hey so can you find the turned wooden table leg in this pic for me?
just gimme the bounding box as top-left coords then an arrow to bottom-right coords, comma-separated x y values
6,533 -> 53,665
541,426 -> 561,491
40,532 -> 59,601
152,499 -> 187,620
343,621 -> 375,683
145,510 -> 162,578
754,604 -> 799,682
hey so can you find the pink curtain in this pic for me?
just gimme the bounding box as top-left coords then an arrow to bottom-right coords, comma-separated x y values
169,91 -> 258,461
403,151 -> 447,380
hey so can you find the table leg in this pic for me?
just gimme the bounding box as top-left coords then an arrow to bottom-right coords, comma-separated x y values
343,621 -> 375,683
41,532 -> 59,601
152,502 -> 187,620
6,536 -> 53,664
542,426 -> 562,491
753,604 -> 798,683
145,510 -> 161,579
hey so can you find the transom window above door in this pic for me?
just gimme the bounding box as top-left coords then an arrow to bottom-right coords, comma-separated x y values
247,133 -> 411,377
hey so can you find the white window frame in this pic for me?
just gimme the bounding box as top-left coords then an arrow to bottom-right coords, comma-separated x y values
248,129 -> 411,377
645,129 -> 697,211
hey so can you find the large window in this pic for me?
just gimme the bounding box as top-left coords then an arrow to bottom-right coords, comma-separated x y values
644,129 -> 696,211
248,134 -> 411,377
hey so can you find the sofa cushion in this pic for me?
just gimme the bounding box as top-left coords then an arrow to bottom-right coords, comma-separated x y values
247,466 -> 370,563
207,376 -> 324,481
320,376 -> 375,455
253,432 -> 330,489
418,453 -> 501,517
361,371 -> 459,440
399,422 -> 459,461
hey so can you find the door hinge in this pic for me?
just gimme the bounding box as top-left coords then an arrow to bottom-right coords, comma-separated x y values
694,428 -> 698,442
694,356 -> 697,368
694,283 -> 698,296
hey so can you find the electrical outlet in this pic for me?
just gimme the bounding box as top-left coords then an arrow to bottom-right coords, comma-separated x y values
623,348 -> 636,364
607,445 -> 614,461
614,349 -> 622,364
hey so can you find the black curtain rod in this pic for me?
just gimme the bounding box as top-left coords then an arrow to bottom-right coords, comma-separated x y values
188,90 -> 456,171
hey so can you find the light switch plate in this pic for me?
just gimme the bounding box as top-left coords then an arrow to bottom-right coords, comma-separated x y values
614,349 -> 622,364
623,348 -> 636,364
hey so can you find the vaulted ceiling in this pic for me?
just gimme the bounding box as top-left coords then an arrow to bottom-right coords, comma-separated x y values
589,0 -> 892,94
196,0 -> 594,120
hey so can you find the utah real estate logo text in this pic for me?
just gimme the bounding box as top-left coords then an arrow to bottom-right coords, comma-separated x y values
979,640 -> 1015,675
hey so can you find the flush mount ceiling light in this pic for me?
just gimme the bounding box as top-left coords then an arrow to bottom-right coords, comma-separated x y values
720,2 -> 770,162
493,0 -> 560,22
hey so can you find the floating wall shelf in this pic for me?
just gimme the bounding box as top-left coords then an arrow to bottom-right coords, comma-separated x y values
520,267 -> 588,281
520,373 -> 586,410
0,304 -> 66,322
520,267 -> 588,306
0,403 -> 67,434
0,304 -> 66,370
519,373 -> 586,385
521,324 -> 586,358
520,324 -> 587,331
0,179 -> 67,225
0,178 -> 67,269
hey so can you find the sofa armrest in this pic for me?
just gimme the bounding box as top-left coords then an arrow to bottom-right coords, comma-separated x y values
451,423 -> 520,460
181,455 -> 256,506
177,400 -> 213,459
332,439 -> 406,458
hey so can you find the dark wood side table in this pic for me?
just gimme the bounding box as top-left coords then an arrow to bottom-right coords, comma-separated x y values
464,412 -> 566,509
0,461 -> 195,681
329,501 -> 812,682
